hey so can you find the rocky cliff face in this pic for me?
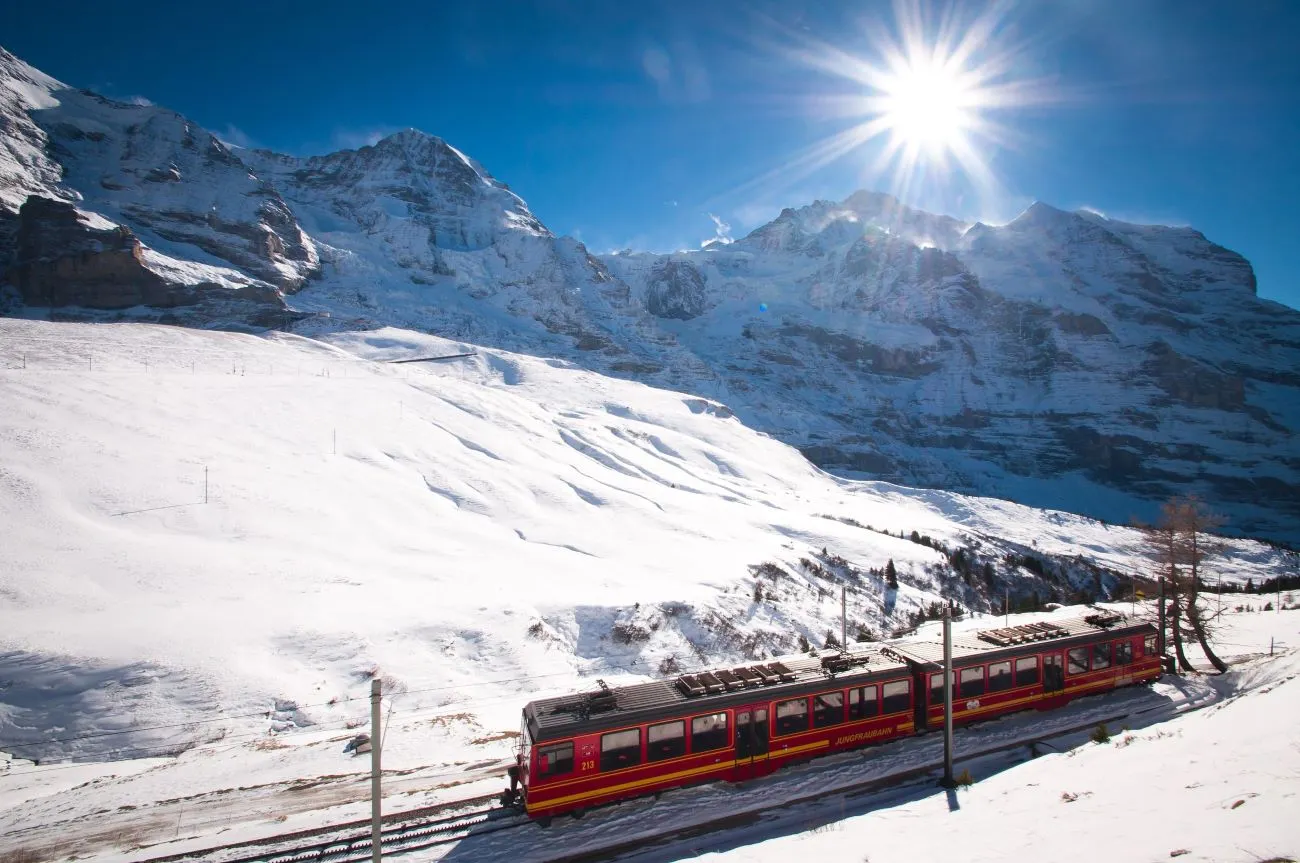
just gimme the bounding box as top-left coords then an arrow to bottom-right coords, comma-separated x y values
1,46 -> 1297,542
9,195 -> 283,322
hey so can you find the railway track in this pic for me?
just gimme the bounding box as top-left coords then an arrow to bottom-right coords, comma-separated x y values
238,805 -> 531,863
130,794 -> 531,863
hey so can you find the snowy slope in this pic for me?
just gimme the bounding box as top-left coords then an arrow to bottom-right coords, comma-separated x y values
0,317 -> 1290,755
1,46 -> 1297,544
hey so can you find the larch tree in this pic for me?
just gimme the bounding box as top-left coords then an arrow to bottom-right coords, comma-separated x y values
1141,510 -> 1195,672
1166,496 -> 1229,673
1139,495 -> 1229,674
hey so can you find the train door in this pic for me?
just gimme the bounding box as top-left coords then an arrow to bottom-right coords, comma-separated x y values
912,670 -> 930,732
734,705 -> 770,780
1043,653 -> 1064,694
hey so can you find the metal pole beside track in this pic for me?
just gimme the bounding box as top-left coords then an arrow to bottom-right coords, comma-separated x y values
371,678 -> 382,863
942,608 -> 955,788
1158,577 -> 1166,658
841,585 -> 847,650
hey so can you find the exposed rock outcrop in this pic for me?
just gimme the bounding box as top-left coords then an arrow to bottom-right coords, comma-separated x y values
644,260 -> 707,320
9,196 -> 284,319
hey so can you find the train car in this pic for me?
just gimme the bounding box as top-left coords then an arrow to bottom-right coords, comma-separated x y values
502,608 -> 1162,821
507,643 -> 915,821
886,609 -> 1163,731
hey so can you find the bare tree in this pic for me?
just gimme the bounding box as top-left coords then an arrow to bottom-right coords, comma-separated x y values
1139,496 -> 1229,674
1165,496 -> 1229,673
1141,512 -> 1195,672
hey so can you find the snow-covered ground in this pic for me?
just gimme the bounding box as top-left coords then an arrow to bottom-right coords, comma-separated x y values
684,608 -> 1299,863
3,608 -> 1295,863
0,318 -> 1295,861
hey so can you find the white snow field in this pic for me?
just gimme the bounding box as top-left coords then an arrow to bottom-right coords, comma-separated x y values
0,318 -> 1295,861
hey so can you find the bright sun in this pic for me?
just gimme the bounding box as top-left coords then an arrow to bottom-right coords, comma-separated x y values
879,56 -> 974,155
731,0 -> 1051,205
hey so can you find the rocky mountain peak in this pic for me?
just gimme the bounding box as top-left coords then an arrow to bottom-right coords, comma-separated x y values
739,189 -> 970,254
0,47 -> 65,107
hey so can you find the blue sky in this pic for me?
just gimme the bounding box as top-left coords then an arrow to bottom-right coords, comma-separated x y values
6,0 -> 1299,308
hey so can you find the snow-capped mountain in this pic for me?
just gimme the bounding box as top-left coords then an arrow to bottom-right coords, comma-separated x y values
1,47 -> 1296,542
605,193 -> 1300,543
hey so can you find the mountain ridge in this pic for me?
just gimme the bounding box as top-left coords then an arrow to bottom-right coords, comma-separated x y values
0,46 -> 1296,543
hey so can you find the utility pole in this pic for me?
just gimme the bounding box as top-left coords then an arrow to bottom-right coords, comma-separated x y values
371,677 -> 382,863
941,608 -> 955,788
1004,589 -> 1009,627
203,466 -> 208,505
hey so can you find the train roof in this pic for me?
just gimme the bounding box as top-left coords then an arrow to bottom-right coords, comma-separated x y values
525,643 -> 907,742
523,608 -> 1155,743
884,608 -> 1156,669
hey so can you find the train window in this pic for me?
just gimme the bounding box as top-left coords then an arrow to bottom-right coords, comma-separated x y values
1093,642 -> 1112,670
647,720 -> 686,762
813,691 -> 845,728
1015,656 -> 1040,687
537,741 -> 573,778
882,680 -> 911,714
775,698 -> 810,735
1143,635 -> 1157,656
848,685 -> 878,719
988,661 -> 1013,693
930,671 -> 954,704
1115,640 -> 1133,665
959,667 -> 985,698
691,713 -> 730,752
1067,647 -> 1090,675
600,728 -> 642,771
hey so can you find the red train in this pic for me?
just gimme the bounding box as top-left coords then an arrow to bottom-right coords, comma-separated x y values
502,609 -> 1161,822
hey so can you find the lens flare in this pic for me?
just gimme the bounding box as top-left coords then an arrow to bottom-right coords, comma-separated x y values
719,0 -> 1055,212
